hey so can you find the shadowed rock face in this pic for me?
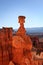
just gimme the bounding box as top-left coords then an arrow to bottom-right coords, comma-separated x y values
12,16 -> 33,65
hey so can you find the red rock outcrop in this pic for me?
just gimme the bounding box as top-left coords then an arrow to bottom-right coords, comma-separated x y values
12,16 -> 33,65
0,27 -> 13,65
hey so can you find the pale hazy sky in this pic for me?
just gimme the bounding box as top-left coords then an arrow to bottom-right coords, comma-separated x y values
0,0 -> 43,29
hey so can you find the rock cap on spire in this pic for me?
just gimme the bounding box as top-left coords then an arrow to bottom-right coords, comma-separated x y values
18,16 -> 26,23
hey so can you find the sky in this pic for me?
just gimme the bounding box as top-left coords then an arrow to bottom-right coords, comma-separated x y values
0,0 -> 43,29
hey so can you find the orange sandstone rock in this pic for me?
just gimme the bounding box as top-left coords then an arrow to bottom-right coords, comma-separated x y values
12,16 -> 33,65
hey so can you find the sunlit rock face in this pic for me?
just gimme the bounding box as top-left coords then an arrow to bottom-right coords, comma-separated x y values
0,28 -> 13,65
12,16 -> 33,65
32,51 -> 43,65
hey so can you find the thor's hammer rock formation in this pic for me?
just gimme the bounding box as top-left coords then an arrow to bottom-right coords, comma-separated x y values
12,16 -> 34,65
